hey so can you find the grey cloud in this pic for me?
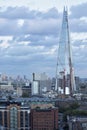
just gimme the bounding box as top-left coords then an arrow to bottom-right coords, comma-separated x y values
22,19 -> 59,35
0,43 -> 57,76
70,19 -> 87,32
72,40 -> 87,47
12,34 -> 58,47
0,19 -> 20,35
69,3 -> 87,33
0,7 -> 36,19
0,6 -> 59,19
0,18 -> 59,36
13,35 -> 45,43
41,8 -> 59,19
70,2 -> 87,18
4,45 -> 46,57
0,6 -> 60,38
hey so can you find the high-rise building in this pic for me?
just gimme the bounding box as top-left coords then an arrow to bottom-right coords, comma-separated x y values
32,73 -> 51,95
56,7 -> 76,95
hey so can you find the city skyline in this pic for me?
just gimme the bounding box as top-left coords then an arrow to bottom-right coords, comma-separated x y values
0,0 -> 87,78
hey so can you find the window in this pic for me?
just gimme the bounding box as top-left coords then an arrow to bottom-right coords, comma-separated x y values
10,107 -> 18,129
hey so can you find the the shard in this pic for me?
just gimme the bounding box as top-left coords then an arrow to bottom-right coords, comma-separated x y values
55,7 -> 76,95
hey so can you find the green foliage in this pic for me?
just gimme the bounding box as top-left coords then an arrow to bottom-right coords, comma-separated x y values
58,102 -> 87,121
59,102 -> 79,113
36,106 -> 40,109
69,102 -> 80,109
71,110 -> 87,116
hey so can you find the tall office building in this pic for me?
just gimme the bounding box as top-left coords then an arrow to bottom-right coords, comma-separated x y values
56,7 -> 76,95
32,73 -> 51,95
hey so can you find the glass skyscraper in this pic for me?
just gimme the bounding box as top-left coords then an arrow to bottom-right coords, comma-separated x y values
56,7 -> 76,95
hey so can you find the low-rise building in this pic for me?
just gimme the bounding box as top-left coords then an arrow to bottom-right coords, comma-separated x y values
0,100 -> 30,130
30,104 -> 58,130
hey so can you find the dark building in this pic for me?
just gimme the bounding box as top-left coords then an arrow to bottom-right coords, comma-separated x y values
30,107 -> 58,130
22,84 -> 32,97
75,76 -> 80,91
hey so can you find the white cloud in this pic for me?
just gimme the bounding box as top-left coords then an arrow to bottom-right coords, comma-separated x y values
80,17 -> 87,23
71,32 -> 87,41
0,36 -> 12,40
17,19 -> 24,27
0,0 -> 87,12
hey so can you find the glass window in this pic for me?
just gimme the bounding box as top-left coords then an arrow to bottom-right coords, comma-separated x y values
10,107 -> 18,129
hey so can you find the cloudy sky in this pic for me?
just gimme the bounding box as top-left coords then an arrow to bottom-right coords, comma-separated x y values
0,0 -> 87,78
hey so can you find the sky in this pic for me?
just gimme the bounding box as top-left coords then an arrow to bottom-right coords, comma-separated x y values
0,0 -> 87,78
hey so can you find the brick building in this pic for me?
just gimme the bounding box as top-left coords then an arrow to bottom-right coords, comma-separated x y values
30,107 -> 58,130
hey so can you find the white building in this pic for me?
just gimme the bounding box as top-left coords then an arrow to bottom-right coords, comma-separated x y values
32,73 -> 51,94
32,81 -> 39,95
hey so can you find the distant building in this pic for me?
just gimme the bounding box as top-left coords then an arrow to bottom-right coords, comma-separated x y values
75,76 -> 80,91
68,116 -> 87,130
32,81 -> 39,95
16,87 -> 22,97
22,83 -> 32,97
30,105 -> 58,130
32,72 -> 51,95
0,81 -> 14,91
32,72 -> 48,81
79,82 -> 87,94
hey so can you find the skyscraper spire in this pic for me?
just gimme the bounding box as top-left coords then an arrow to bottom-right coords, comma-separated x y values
56,7 -> 76,96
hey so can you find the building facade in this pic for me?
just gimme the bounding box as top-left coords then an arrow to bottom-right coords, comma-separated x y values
31,107 -> 58,130
0,101 -> 30,130
32,73 -> 51,95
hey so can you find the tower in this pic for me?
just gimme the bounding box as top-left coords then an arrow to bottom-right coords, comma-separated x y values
56,7 -> 76,95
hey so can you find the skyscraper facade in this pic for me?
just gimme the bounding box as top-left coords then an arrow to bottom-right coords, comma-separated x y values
56,7 -> 76,95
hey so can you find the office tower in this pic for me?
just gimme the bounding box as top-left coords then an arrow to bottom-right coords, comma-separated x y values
31,105 -> 58,130
56,7 -> 76,95
32,73 -> 51,95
